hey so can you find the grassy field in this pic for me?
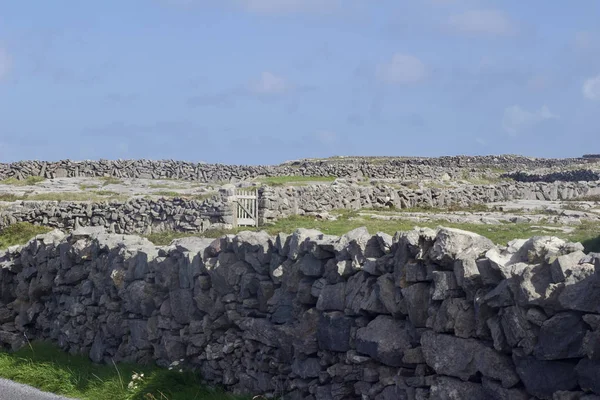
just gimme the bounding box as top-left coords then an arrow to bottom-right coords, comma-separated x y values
0,342 -> 246,400
144,210 -> 600,252
258,175 -> 336,186
0,176 -> 46,186
2,208 -> 599,252
0,191 -> 128,202
0,222 -> 52,249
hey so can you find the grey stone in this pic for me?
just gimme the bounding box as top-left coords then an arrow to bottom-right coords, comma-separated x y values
421,331 -> 519,388
551,250 -> 589,283
297,254 -> 325,277
429,376 -> 486,400
316,282 -> 345,311
355,315 -> 415,367
576,358 -> 600,395
534,313 -> 587,360
169,288 -> 195,324
401,283 -> 430,328
515,356 -> 578,399
292,357 -> 321,379
429,228 -> 494,267
431,271 -> 462,300
317,312 -> 352,353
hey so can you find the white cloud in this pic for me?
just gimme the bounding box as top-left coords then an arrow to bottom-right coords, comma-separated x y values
314,130 -> 338,145
583,74 -> 600,100
376,54 -> 427,85
447,10 -> 516,36
248,72 -> 290,95
235,0 -> 340,14
502,105 -> 558,136
0,48 -> 11,80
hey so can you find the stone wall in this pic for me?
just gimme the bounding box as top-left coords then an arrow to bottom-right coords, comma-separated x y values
504,170 -> 600,183
259,181 -> 600,223
1,226 -> 600,399
0,156 -> 595,183
0,195 -> 230,235
2,181 -> 600,234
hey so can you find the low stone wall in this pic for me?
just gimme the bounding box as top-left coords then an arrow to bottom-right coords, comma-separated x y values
0,195 -> 230,234
1,226 -> 600,399
0,156 -> 594,183
260,181 -> 600,223
2,181 -> 600,235
504,170 -> 600,183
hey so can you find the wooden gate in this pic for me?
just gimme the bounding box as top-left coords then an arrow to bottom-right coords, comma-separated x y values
233,188 -> 258,228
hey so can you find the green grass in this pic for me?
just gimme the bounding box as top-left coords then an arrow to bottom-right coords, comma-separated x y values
152,191 -> 182,198
0,176 -> 46,186
0,222 -> 52,249
259,175 -> 336,186
79,184 -> 101,190
143,210 -> 600,252
148,183 -> 179,189
93,190 -> 121,197
0,341 -> 246,400
145,228 -> 237,246
370,203 -> 492,214
0,193 -> 21,202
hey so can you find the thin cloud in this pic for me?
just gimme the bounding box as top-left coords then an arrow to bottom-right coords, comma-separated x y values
314,130 -> 338,146
235,0 -> 341,14
161,0 -> 343,14
0,48 -> 11,81
447,10 -> 516,36
583,74 -> 600,100
248,71 -> 290,95
502,105 -> 558,136
376,54 -> 427,85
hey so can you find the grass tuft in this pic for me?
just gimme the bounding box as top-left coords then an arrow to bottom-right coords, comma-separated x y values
0,193 -> 21,202
0,222 -> 52,249
0,341 -> 247,400
79,184 -> 101,190
0,176 -> 46,186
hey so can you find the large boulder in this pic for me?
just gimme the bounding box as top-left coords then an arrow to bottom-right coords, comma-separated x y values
429,228 -> 494,267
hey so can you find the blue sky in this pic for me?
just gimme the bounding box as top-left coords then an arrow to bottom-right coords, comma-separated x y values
1,0 -> 599,164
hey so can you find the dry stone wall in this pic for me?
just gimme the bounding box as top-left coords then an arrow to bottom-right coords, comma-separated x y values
1,226 -> 600,399
2,181 -> 600,234
260,181 -> 600,223
504,170 -> 600,183
0,195 -> 230,234
0,156 -> 595,183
